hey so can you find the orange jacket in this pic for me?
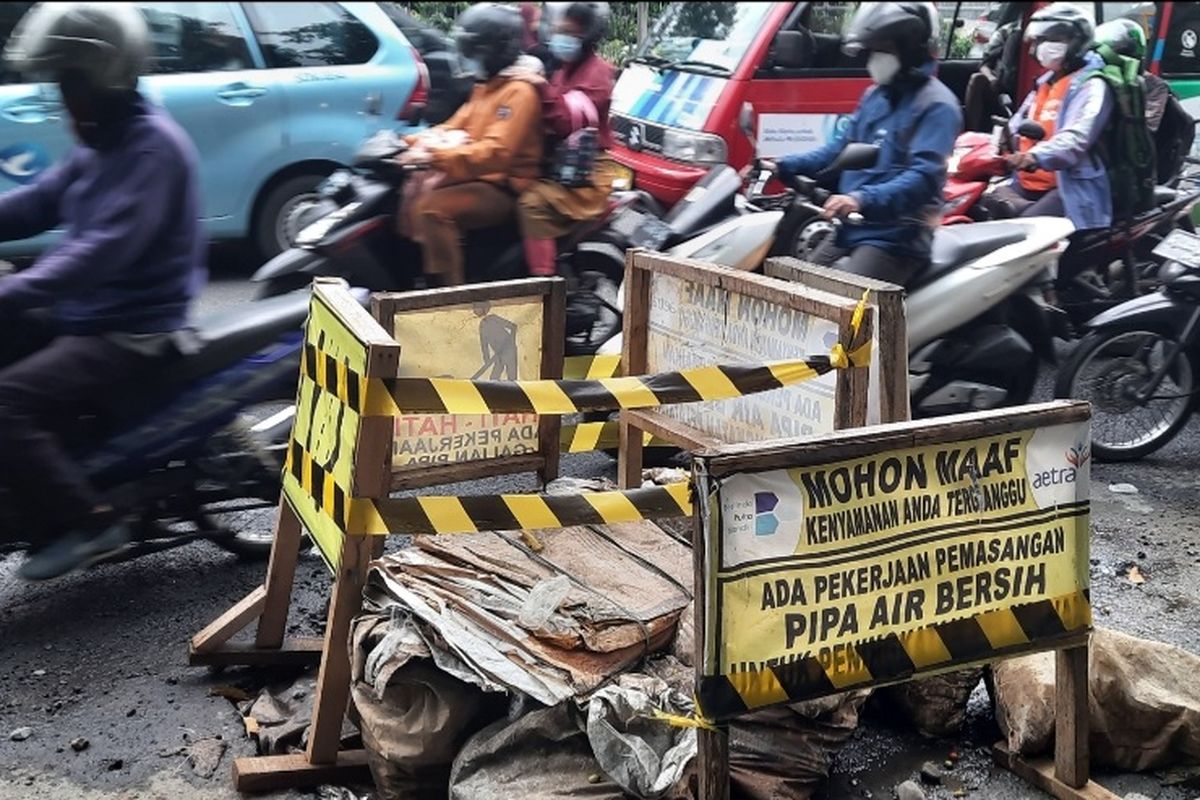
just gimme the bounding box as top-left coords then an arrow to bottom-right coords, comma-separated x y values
429,77 -> 543,193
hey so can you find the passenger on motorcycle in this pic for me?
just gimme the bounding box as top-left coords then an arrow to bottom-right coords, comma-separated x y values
518,1 -> 616,277
774,2 -> 961,286
397,3 -> 543,286
0,2 -> 204,580
994,3 -> 1113,230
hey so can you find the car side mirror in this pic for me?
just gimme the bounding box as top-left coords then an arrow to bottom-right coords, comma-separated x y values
772,30 -> 813,70
1017,121 -> 1046,141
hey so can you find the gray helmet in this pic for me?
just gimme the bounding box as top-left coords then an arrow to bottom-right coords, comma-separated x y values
842,2 -> 940,67
5,2 -> 149,91
564,2 -> 611,49
538,2 -> 571,45
454,3 -> 523,79
1025,2 -> 1095,63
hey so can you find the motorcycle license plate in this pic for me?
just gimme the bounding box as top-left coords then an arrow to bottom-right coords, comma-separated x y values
1152,228 -> 1200,268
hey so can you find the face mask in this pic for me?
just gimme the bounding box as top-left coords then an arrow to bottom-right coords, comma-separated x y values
867,51 -> 902,86
549,34 -> 583,63
461,55 -> 487,81
1036,41 -> 1070,69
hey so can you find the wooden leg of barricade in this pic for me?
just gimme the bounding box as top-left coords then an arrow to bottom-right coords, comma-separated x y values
230,532 -> 375,791
618,411 -> 644,491
697,727 -> 730,800
992,642 -> 1120,800
189,499 -> 323,668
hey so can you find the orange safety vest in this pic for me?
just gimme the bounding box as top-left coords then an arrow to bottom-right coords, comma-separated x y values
1017,73 -> 1074,193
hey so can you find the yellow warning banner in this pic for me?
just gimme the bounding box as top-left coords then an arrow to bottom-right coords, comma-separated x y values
698,420 -> 1092,720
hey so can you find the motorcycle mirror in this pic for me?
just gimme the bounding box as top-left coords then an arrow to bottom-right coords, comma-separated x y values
738,102 -> 755,141
825,142 -> 880,174
1017,121 -> 1046,141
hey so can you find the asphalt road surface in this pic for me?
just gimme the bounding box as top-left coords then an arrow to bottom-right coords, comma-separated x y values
1,252 -> 1198,799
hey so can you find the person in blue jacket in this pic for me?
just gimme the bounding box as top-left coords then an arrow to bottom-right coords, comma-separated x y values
775,2 -> 962,286
0,3 -> 205,580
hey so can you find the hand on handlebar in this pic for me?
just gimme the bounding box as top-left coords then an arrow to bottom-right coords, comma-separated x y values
1005,151 -> 1038,172
395,148 -> 434,167
822,193 -> 861,220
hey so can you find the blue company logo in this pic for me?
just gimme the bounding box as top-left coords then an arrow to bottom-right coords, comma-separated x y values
0,143 -> 49,185
755,492 -> 779,536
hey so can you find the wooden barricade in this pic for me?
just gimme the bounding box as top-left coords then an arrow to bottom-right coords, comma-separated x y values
688,401 -> 1115,800
618,250 -> 907,490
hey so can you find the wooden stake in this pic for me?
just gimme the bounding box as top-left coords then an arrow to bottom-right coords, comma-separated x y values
618,250 -> 651,490
1056,645 -> 1090,788
255,499 -> 303,649
305,533 -> 374,764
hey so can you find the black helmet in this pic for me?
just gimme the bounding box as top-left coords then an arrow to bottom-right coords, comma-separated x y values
5,2 -> 149,91
453,3 -> 523,80
1025,2 -> 1094,63
564,2 -> 610,49
842,2 -> 940,66
1095,17 -> 1147,62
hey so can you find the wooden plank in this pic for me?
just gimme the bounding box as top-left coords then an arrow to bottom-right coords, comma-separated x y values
390,453 -> 546,490
306,533 -> 374,764
188,638 -> 324,668
352,415 -> 395,498
312,279 -> 400,376
626,408 -> 725,452
702,401 -> 1091,478
191,585 -> 266,654
372,278 -> 559,328
630,251 -> 861,320
834,302 -> 873,430
992,744 -> 1121,800
692,463 -> 730,800
255,500 -> 303,649
233,749 -> 371,793
538,278 -> 566,486
1056,645 -> 1091,788
619,250 -> 652,489
763,256 -> 899,295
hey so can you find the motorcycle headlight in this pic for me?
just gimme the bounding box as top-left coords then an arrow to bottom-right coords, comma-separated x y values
661,129 -> 727,165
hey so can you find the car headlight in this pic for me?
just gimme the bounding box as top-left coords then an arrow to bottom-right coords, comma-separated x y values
661,129 -> 727,165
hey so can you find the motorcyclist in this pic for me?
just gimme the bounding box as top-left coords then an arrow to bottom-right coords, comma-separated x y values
773,2 -> 961,286
0,2 -> 204,580
517,1 -> 615,277
992,4 -> 1113,230
397,3 -> 543,286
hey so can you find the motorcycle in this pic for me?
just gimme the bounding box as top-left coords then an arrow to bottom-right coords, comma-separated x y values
0,290 -> 323,565
1055,226 -> 1200,461
252,130 -> 662,356
599,104 -> 1075,416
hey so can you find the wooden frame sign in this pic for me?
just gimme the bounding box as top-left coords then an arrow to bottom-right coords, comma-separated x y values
619,250 -> 883,488
690,401 -> 1112,800
372,278 -> 565,489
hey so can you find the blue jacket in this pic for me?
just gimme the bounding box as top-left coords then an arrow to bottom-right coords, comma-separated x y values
778,63 -> 962,260
0,96 -> 205,334
1010,52 -> 1114,230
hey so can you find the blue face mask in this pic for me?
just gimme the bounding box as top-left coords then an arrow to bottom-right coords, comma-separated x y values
549,34 -> 583,63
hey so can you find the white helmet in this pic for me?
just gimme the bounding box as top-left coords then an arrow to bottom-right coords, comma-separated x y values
5,2 -> 149,91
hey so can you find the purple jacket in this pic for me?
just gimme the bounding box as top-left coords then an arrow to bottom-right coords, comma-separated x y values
0,97 -> 205,334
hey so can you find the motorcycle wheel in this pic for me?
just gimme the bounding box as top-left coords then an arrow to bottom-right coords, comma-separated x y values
1055,327 -> 1197,461
771,212 -> 834,262
200,410 -> 288,559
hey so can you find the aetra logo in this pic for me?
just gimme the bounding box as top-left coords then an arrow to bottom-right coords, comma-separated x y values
1031,442 -> 1090,489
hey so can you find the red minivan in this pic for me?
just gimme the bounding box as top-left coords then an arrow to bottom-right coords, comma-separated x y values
607,1 -> 1001,206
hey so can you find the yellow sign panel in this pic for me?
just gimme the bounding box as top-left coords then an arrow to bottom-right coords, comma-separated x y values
283,293 -> 368,571
391,298 -> 543,468
699,421 -> 1092,719
646,271 -> 840,441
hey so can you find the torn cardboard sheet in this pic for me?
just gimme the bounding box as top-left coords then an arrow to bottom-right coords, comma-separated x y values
359,521 -> 693,706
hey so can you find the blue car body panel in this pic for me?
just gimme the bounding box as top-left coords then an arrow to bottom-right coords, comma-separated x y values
0,1 -> 420,256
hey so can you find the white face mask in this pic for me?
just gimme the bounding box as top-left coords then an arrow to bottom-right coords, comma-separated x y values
867,51 -> 902,86
1036,41 -> 1070,70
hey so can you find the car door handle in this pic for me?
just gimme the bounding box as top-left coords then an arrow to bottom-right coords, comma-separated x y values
1,99 -> 60,123
216,84 -> 267,105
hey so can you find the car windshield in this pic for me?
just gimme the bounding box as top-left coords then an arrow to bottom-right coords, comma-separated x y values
633,2 -> 775,75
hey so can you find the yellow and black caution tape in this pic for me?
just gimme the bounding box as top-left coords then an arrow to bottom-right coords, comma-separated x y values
563,353 -> 622,380
381,352 -> 870,416
696,588 -> 1091,721
559,420 -> 672,452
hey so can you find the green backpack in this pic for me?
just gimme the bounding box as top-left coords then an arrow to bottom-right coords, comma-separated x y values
1087,43 -> 1157,221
